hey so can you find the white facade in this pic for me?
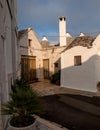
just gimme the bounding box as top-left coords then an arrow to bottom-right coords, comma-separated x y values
19,28 -> 43,79
0,0 -> 18,129
59,17 -> 67,46
61,35 -> 100,92
19,28 -> 66,80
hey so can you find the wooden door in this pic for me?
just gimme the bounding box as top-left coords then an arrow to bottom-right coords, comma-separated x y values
43,59 -> 49,79
21,55 -> 36,82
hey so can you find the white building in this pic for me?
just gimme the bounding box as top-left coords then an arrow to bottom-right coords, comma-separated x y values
18,16 -> 100,94
18,27 -> 66,82
61,34 -> 100,92
0,0 -> 18,129
58,16 -> 100,93
18,28 -> 43,81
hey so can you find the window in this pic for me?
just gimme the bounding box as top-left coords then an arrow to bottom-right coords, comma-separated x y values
54,63 -> 59,68
28,39 -> 32,47
74,56 -> 82,66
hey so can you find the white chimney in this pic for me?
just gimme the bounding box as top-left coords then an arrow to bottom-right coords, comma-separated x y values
59,16 -> 66,46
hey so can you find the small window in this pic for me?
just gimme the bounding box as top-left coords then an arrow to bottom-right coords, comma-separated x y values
74,56 -> 82,66
54,63 -> 58,68
28,39 -> 32,47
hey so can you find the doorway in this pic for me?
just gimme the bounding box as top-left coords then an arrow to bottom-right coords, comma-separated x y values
21,55 -> 36,82
43,59 -> 49,79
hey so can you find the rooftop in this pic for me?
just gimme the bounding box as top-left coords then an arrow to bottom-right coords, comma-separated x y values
66,35 -> 95,49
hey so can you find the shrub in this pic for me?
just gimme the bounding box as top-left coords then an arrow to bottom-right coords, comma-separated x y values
2,79 -> 41,127
50,70 -> 60,85
11,79 -> 30,92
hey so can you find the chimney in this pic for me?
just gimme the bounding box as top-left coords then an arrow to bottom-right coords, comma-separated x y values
59,16 -> 66,46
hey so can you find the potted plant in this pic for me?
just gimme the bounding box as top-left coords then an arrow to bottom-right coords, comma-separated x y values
2,79 -> 41,130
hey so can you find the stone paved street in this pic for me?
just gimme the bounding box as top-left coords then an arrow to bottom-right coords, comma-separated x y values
31,80 -> 100,117
31,80 -> 96,97
6,80 -> 100,130
31,80 -> 100,130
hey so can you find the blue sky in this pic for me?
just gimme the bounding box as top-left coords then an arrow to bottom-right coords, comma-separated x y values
18,0 -> 100,43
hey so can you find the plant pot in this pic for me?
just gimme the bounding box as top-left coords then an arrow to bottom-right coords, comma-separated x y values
7,118 -> 36,130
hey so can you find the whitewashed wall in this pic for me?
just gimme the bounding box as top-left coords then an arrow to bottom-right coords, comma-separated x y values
42,46 -> 65,76
19,28 -> 66,80
19,29 -> 43,79
0,0 -> 18,129
61,35 -> 100,92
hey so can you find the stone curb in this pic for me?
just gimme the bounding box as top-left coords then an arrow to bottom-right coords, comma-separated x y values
34,115 -> 69,130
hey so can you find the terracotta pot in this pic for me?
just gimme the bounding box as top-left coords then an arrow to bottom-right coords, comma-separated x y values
7,119 -> 36,130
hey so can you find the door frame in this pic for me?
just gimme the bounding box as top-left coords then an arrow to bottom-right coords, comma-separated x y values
21,55 -> 36,82
43,59 -> 49,79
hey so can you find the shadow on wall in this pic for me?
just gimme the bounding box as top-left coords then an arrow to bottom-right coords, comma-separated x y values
19,31 -> 29,56
21,67 -> 52,82
54,58 -> 61,73
61,55 -> 100,92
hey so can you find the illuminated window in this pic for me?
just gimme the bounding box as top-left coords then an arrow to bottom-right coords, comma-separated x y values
74,56 -> 82,66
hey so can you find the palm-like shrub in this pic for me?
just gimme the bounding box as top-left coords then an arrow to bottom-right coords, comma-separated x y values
2,79 -> 41,127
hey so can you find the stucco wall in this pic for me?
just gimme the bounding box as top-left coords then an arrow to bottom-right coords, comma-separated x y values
19,29 -> 66,80
28,29 -> 42,49
61,35 -> 100,92
0,0 -> 18,129
28,29 -> 43,79
42,46 -> 65,76
19,29 -> 43,79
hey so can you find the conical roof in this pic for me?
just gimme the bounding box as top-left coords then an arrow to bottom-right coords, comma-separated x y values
66,32 -> 72,37
42,35 -> 48,41
79,32 -> 85,37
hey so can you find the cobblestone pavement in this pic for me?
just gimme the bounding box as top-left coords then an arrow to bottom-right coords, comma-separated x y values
31,80 -> 100,130
31,80 -> 96,97
31,80 -> 100,118
5,80 -> 98,130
